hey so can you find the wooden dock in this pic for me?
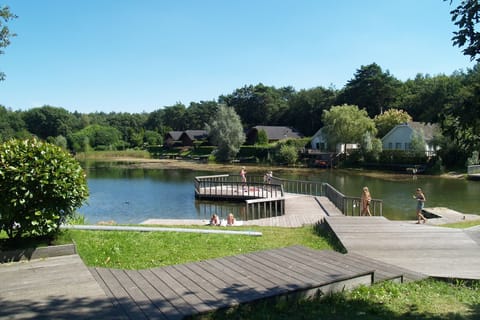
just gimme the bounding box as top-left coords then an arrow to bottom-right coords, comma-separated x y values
90,246 -> 424,319
0,254 -> 125,319
325,216 -> 480,280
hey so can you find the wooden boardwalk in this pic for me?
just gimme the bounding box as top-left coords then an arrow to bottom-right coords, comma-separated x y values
325,216 -> 480,280
89,246 -> 424,319
0,254 -> 125,319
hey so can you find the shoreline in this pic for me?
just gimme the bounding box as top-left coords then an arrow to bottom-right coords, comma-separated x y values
78,156 -> 467,180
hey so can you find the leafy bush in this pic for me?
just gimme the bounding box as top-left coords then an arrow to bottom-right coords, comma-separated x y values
0,138 -> 89,239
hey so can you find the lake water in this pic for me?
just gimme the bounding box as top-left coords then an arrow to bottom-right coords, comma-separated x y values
78,162 -> 480,224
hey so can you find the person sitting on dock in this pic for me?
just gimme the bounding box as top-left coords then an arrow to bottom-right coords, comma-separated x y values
209,214 -> 220,226
227,213 -> 235,226
414,188 -> 427,224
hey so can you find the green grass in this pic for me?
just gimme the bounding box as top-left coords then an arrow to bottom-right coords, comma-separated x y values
442,220 -> 480,229
191,279 -> 480,320
63,224 -> 336,269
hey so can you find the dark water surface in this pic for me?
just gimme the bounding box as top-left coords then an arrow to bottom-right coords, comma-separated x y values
78,162 -> 480,224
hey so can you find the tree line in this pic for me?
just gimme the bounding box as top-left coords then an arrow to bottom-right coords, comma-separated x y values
0,62 -> 479,168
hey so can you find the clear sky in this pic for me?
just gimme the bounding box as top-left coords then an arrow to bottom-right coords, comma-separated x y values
0,0 -> 476,114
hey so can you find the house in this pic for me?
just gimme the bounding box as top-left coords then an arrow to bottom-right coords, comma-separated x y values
245,126 -> 303,145
381,122 -> 439,156
179,130 -> 209,146
164,131 -> 183,147
310,127 -> 359,153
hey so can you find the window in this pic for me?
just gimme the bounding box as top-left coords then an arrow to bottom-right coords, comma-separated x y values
395,142 -> 402,149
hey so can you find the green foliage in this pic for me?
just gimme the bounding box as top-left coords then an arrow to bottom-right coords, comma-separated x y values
374,108 -> 412,138
278,144 -> 299,165
0,6 -> 16,81
449,0 -> 480,62
379,150 -> 427,165
256,129 -> 268,145
322,105 -> 377,150
206,105 -> 245,162
410,131 -> 426,156
69,124 -> 122,152
467,151 -> 479,165
337,63 -> 401,117
0,138 -> 89,239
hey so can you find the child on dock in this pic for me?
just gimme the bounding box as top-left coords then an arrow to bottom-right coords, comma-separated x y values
414,188 -> 427,224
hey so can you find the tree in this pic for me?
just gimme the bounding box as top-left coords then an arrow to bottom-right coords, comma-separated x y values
220,83 -> 290,128
69,124 -> 122,151
0,138 -> 88,239
278,144 -> 298,165
322,105 -> 377,152
0,6 -> 16,81
205,105 -> 245,162
448,0 -> 480,62
23,106 -> 77,139
285,86 -> 337,136
374,109 -> 413,138
337,63 -> 401,117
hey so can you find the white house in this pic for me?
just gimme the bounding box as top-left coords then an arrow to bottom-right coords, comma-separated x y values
310,128 -> 359,153
381,122 -> 439,156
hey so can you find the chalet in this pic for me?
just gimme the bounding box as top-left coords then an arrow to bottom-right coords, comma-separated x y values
179,130 -> 209,146
164,131 -> 183,147
245,126 -> 303,145
310,128 -> 359,153
381,122 -> 440,156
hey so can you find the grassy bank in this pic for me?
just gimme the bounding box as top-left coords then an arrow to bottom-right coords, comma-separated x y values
192,278 -> 480,320
63,224 -> 337,269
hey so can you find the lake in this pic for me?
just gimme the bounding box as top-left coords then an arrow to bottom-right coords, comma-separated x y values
77,162 -> 480,224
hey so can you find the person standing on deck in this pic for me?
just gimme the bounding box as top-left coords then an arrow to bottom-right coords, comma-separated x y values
240,166 -> 247,191
414,188 -> 427,224
360,186 -> 372,216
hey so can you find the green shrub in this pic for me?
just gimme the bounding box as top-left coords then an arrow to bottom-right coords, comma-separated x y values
0,138 -> 89,239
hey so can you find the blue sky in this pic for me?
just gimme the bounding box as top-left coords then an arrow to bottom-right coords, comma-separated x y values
0,0 -> 475,114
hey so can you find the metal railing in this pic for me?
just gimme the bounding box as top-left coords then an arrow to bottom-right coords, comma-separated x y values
323,183 -> 382,216
194,174 -> 383,219
245,197 -> 285,220
194,175 -> 283,200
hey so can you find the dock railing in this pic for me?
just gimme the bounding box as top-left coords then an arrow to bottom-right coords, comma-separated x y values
323,183 -> 383,216
194,174 -> 284,200
195,174 -> 382,218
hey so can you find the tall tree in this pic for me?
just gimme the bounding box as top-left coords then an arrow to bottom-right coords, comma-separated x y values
205,105 -> 245,162
23,105 -> 76,139
374,109 -> 413,138
448,0 -> 480,62
337,63 -> 401,117
186,100 -> 219,129
322,105 -> 377,151
285,86 -> 337,136
220,83 -> 290,128
0,6 -> 16,81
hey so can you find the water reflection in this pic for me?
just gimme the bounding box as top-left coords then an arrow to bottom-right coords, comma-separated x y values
78,163 -> 480,224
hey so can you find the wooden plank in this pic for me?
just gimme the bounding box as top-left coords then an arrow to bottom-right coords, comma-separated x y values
138,268 -> 193,318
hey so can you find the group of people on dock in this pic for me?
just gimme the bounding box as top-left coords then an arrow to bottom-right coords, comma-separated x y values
361,186 -> 427,223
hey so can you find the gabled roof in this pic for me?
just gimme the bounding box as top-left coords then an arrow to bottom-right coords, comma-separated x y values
181,130 -> 208,140
249,126 -> 303,140
165,131 -> 183,140
382,122 -> 439,142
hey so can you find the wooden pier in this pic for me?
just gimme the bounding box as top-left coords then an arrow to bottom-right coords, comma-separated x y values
1,175 -> 479,318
